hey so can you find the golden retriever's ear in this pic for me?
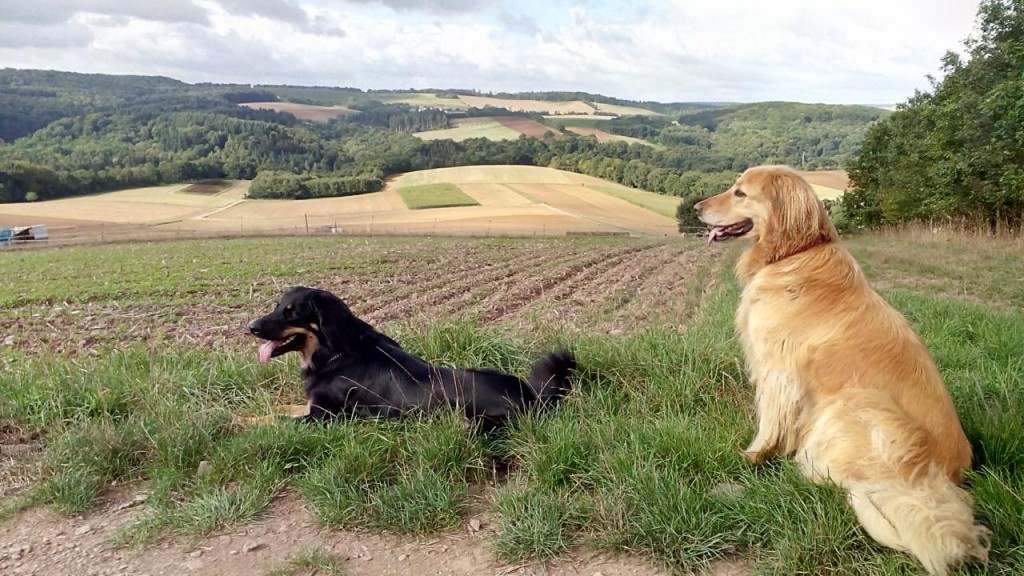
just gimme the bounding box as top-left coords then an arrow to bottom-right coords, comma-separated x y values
761,171 -> 838,262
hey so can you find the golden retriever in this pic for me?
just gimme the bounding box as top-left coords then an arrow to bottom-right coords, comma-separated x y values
695,165 -> 990,575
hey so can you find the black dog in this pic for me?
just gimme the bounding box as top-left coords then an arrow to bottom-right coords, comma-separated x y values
248,286 -> 576,430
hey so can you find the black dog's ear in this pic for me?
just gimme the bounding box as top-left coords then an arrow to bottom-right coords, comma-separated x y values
308,290 -> 346,351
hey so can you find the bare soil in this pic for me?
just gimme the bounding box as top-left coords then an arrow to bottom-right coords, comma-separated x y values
0,238 -> 716,359
494,117 -> 557,139
0,490 -> 749,576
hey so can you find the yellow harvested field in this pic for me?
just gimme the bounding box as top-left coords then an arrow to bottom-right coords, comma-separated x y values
592,102 -> 661,116
458,184 -> 535,206
810,184 -> 844,201
457,95 -> 596,115
800,170 -> 850,191
4,167 -> 683,240
542,115 -> 616,120
0,182 -> 249,226
238,102 -> 358,121
383,93 -> 470,109
392,165 -> 582,186
510,183 -> 677,236
203,188 -> 406,222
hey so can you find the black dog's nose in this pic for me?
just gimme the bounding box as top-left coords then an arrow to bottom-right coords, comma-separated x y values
248,320 -> 261,335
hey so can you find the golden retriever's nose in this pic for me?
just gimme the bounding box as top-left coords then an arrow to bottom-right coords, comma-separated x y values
694,200 -> 705,216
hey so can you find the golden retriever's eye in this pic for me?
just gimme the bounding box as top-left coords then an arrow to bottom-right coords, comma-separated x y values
734,189 -> 747,198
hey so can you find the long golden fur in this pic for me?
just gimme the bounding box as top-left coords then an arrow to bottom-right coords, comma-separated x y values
696,165 -> 990,575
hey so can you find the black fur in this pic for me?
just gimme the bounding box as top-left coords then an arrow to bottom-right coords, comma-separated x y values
248,286 -> 576,430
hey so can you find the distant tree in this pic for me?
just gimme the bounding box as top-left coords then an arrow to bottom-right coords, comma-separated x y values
676,196 -> 704,233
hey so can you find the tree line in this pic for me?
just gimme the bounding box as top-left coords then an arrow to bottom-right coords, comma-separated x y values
840,0 -> 1024,231
0,68 -> 888,213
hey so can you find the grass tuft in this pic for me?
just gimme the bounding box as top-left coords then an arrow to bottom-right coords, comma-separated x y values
266,547 -> 347,576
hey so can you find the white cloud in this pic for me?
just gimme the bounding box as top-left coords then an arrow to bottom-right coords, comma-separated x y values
0,0 -> 983,104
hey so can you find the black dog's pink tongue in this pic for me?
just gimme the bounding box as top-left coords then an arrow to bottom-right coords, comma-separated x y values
258,341 -> 278,363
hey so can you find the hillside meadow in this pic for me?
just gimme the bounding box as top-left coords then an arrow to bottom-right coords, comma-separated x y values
0,229 -> 1022,575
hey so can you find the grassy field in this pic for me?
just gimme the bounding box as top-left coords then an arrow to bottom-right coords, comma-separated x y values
397,184 -> 480,209
414,117 -> 522,142
237,102 -> 359,122
1,231 -> 1022,575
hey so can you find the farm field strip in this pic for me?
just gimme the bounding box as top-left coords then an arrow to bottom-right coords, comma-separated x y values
433,243 -> 650,324
565,126 -> 650,146
238,101 -> 359,121
493,116 -> 556,138
456,184 -> 534,207
592,102 -> 663,116
1,238 -> 694,359
359,244 -> 583,323
509,183 -> 678,236
414,117 -> 521,142
455,95 -> 597,115
474,243 -> 653,324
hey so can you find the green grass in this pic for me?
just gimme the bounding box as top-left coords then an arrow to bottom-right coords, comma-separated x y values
0,233 -> 1022,575
0,236 -> 398,307
397,184 -> 480,210
414,118 -> 521,142
266,547 -> 346,576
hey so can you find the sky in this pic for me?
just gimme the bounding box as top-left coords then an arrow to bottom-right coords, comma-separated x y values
0,0 -> 983,105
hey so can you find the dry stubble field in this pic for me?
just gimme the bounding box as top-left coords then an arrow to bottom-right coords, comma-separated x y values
0,167 -> 681,243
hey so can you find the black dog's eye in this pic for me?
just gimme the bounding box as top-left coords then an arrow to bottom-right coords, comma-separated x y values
284,304 -> 295,316
734,189 -> 747,198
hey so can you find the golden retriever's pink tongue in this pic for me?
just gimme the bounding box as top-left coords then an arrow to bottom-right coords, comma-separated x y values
258,341 -> 277,363
707,227 -> 723,245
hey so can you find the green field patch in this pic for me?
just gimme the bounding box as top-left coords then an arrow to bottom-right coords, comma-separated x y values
397,184 -> 480,210
414,117 -> 521,142
590,185 -> 681,218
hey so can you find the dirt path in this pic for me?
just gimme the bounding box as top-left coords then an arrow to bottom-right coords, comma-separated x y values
0,491 -> 748,576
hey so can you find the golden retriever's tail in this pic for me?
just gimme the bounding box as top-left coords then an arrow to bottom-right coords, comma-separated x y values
846,475 -> 990,576
799,392 -> 990,576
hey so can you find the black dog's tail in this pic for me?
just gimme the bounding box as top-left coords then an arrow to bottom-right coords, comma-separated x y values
527,349 -> 576,408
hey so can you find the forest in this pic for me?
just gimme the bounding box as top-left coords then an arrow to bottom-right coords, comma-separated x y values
2,2 -> 1020,231
840,0 -> 1023,230
0,68 -> 882,205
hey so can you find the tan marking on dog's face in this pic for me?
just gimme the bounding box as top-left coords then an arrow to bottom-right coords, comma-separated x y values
284,326 -> 320,367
